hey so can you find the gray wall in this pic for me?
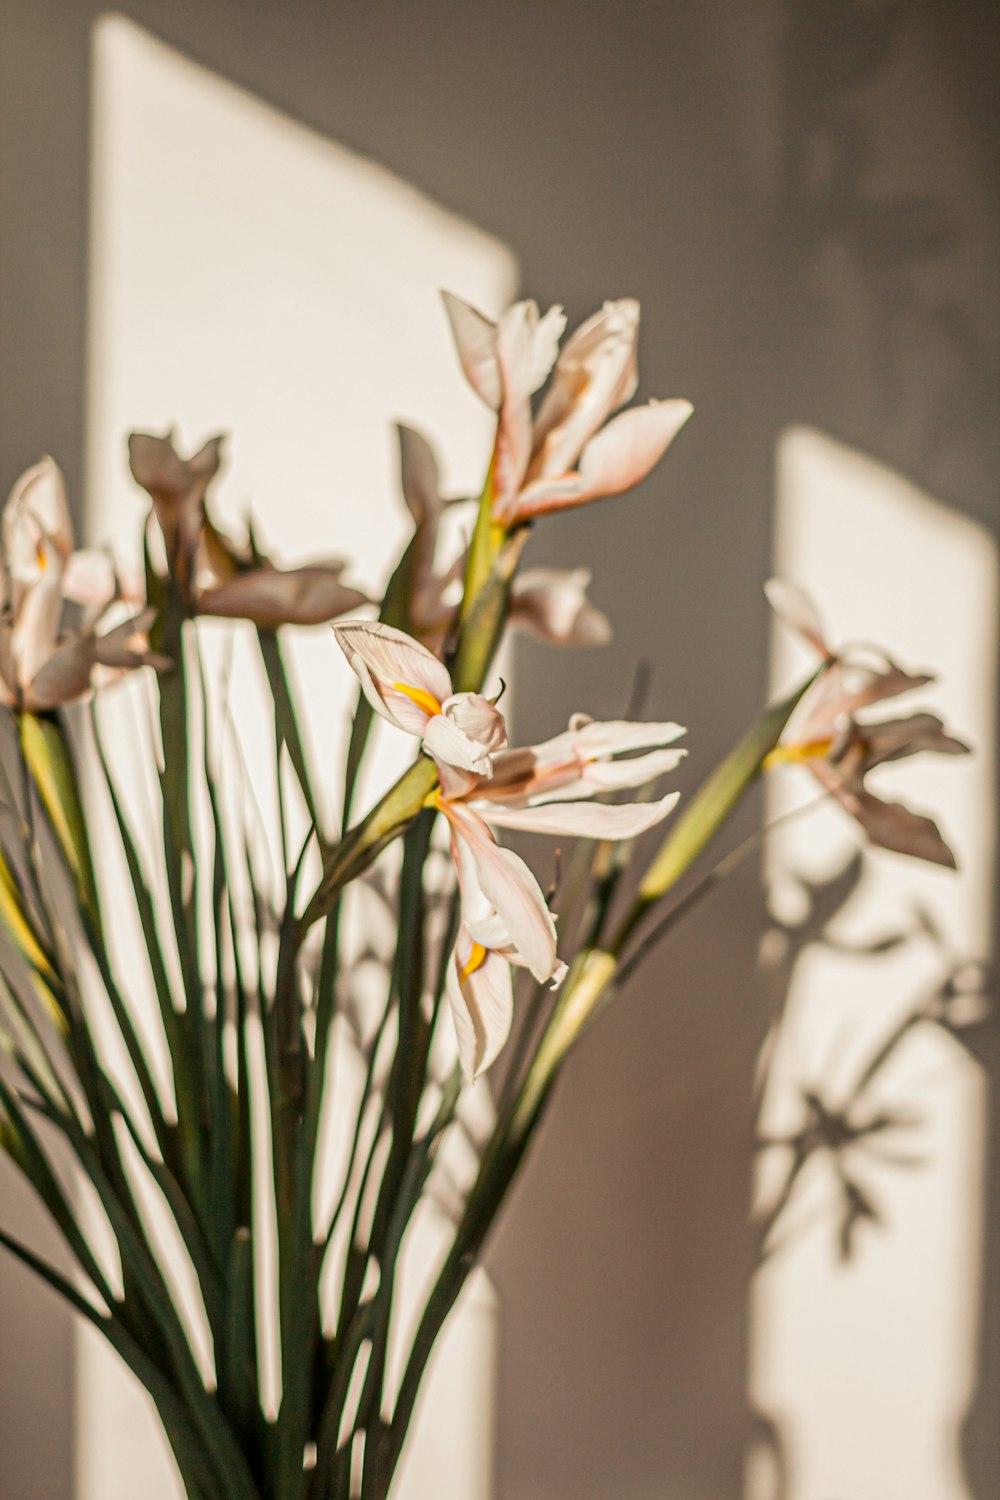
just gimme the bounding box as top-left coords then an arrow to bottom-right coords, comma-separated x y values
1,4 -> 997,1498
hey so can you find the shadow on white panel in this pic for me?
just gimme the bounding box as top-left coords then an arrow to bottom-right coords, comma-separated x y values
747,427 -> 995,1500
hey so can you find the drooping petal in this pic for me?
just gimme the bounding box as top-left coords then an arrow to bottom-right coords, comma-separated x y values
480,790 -> 680,839
197,564 -> 369,627
333,619 -> 454,736
441,292 -> 502,410
509,567 -> 612,647
446,930 -> 515,1080
446,801 -> 560,984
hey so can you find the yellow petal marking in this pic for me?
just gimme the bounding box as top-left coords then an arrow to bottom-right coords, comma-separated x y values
392,681 -> 442,718
762,736 -> 834,770
458,941 -> 488,984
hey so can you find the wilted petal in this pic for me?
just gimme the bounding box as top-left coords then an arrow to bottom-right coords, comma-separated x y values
198,563 -> 368,627
441,292 -> 502,410
509,567 -> 612,647
481,790 -> 680,839
446,930 -> 515,1080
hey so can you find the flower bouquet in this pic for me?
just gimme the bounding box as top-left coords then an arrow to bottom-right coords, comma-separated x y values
0,293 -> 967,1499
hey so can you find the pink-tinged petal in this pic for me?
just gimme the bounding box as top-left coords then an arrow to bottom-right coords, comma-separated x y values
498,473 -> 583,523
446,932 -> 514,1080
477,842 -> 560,983
4,456 -> 74,562
493,397 -> 536,515
573,746 -> 687,792
797,658 -> 936,743
764,578 -> 831,657
481,791 -> 680,840
492,302 -> 568,513
198,565 -> 368,627
475,717 -> 687,807
441,291 -> 502,409
333,619 -> 453,736
531,299 -> 640,478
509,567 -> 612,647
397,424 -> 442,526
517,400 -> 693,520
445,802 -> 560,983
437,761 -> 480,801
62,549 -> 117,610
575,399 -> 693,498
556,716 -> 687,758
13,558 -> 65,688
496,301 -> 566,405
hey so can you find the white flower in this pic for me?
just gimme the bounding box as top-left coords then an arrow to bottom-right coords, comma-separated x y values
333,620 -> 507,776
